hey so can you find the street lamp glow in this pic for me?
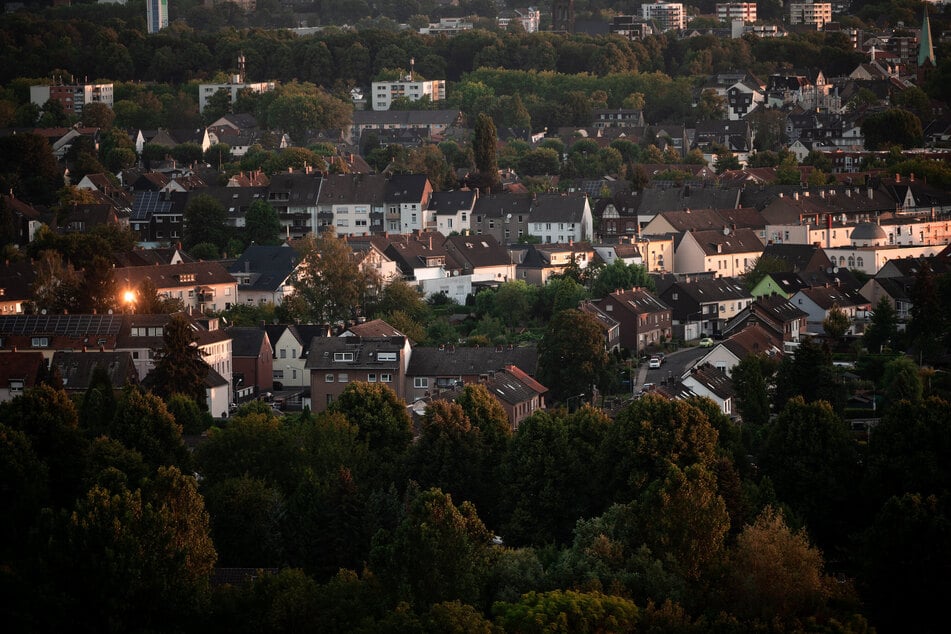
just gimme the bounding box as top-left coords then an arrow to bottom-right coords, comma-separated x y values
123,290 -> 136,305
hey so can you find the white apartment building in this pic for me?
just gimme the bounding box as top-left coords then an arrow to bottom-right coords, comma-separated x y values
642,2 -> 687,31
498,7 -> 542,33
788,2 -> 833,29
371,78 -> 446,111
716,2 -> 757,23
146,0 -> 168,34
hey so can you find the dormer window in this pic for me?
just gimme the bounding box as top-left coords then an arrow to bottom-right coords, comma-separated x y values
177,273 -> 195,283
333,352 -> 355,362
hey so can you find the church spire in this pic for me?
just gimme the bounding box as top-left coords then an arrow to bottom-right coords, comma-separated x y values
918,6 -> 936,69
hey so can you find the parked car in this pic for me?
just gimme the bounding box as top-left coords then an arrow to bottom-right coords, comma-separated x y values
699,337 -> 715,348
649,355 -> 662,369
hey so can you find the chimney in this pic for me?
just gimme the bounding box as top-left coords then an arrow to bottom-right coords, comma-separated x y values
895,173 -> 900,182
793,192 -> 799,201
868,187 -> 873,200
910,173 -> 915,182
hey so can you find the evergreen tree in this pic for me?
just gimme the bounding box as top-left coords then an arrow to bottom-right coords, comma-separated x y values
864,296 -> 898,353
473,112 -> 501,193
147,314 -> 209,407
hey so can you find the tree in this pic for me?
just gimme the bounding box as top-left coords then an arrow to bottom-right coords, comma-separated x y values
538,309 -> 609,403
292,228 -> 378,323
862,108 -> 924,150
759,397 -> 859,546
81,102 -> 115,129
590,259 -> 653,299
31,249 -> 82,314
329,381 -> 413,460
517,147 -> 561,176
203,475 -> 285,567
731,354 -> 773,427
907,260 -> 944,363
822,302 -> 851,340
108,387 -> 190,470
864,296 -> 898,353
370,488 -> 492,609
473,112 -> 501,193
183,194 -> 229,251
0,133 -> 63,204
882,356 -> 923,404
244,199 -> 282,247
722,506 -> 829,624
147,314 -> 209,407
370,279 -> 428,322
493,590 -> 639,633
204,143 -> 232,167
76,255 -> 117,314
773,337 -> 845,413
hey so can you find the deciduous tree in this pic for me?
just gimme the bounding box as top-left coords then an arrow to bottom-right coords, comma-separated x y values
538,308 -> 609,403
292,228 -> 379,323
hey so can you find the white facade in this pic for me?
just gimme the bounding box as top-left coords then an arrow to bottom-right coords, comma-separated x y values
642,2 -> 686,31
270,328 -> 309,388
30,83 -> 114,116
498,7 -> 542,33
788,2 -> 833,29
371,79 -> 446,111
146,0 -> 168,34
198,81 -> 276,113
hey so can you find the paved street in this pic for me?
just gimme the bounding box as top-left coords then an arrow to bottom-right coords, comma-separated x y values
636,346 -> 708,392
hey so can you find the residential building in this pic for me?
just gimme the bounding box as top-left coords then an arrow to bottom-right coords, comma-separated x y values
681,363 -> 736,417
788,2 -> 832,29
316,173 -> 387,236
114,261 -> 239,313
482,365 -> 548,430
229,326 -> 273,398
659,277 -> 753,339
419,17 -> 474,35
642,2 -> 686,31
264,324 -> 331,389
228,245 -> 299,307
348,110 -> 464,147
470,193 -> 533,244
266,171 -> 323,239
146,0 -> 168,33
384,174 -> 434,234
0,314 -> 123,363
0,194 -> 43,245
716,3 -> 756,23
378,231 -> 471,303
674,227 -> 765,277
404,345 -> 539,404
691,323 -> 783,376
51,351 -> 139,394
510,243 -> 595,285
790,284 -> 872,335
30,81 -> 114,116
0,351 -> 45,403
724,294 -> 809,343
610,15 -> 654,40
579,301 -> 622,353
305,335 -> 409,411
725,79 -> 765,120
528,193 -> 593,244
430,190 -> 477,236
591,108 -> 646,128
443,234 -> 516,284
590,288 -> 672,353
0,261 -> 35,315
371,77 -> 446,111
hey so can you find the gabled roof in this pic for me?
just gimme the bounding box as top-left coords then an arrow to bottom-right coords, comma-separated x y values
484,364 -> 548,406
229,245 -> 299,292
115,261 -> 236,291
761,242 -> 832,273
721,323 -> 783,359
51,351 -> 138,391
639,186 -> 742,214
428,190 -> 477,214
384,174 -> 430,204
352,110 -> 463,126
380,232 -> 461,274
674,277 -> 751,304
0,351 -> 45,388
472,193 -> 533,219
687,228 -> 764,256
267,172 -> 322,204
686,363 -> 736,400
604,288 -> 670,314
344,319 -> 406,339
763,271 -> 811,294
443,234 -> 513,269
228,327 -> 270,358
796,285 -> 870,310
754,294 -> 809,322
318,173 -> 387,206
303,335 -> 406,370
529,193 -> 589,223
407,345 -> 538,378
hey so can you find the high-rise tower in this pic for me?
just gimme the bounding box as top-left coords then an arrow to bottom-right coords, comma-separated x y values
147,0 -> 169,34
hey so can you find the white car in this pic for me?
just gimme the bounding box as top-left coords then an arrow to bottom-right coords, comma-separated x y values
649,356 -> 662,369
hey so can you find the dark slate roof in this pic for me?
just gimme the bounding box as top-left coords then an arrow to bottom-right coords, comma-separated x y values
444,234 -> 513,269
131,190 -> 173,221
228,327 -> 268,358
428,190 -> 477,214
638,186 -> 741,214
352,110 -> 463,126
797,285 -> 870,309
679,278 -> 751,303
51,351 -> 138,391
0,314 -> 123,337
318,173 -> 387,205
0,351 -> 45,388
295,325 -> 333,357
875,276 -> 914,302
755,294 -> 809,321
761,243 -> 832,273
686,363 -> 736,400
385,174 -> 430,204
472,193 -> 533,219
229,245 -> 299,292
604,288 -> 670,314
529,193 -> 588,223
115,261 -> 236,291
267,172 -> 322,204
303,335 -> 406,370
407,345 -> 538,378
186,186 -> 269,220
0,260 -> 36,301
764,271 -> 811,294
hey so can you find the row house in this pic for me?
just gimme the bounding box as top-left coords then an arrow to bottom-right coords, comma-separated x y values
347,110 -> 464,146
725,79 -> 765,120
431,190 -> 478,235
404,344 -> 539,404
228,244 -> 299,307
115,261 -> 238,313
528,193 -> 593,244
590,288 -> 672,353
385,174 -> 434,234
790,284 -> 872,335
681,363 -> 736,418
51,351 -> 139,395
724,294 -> 809,343
659,277 -> 753,339
675,227 -> 765,278
642,206 -> 765,240
443,234 -> 515,284
0,351 -> 45,403
591,108 -> 646,128
267,171 -> 323,239
510,242 -> 595,285
693,120 -> 754,165
693,323 -> 783,377
480,365 -> 547,431
380,232 -> 471,304
470,194 -> 533,244
579,301 -> 622,353
264,323 -> 332,390
0,261 -> 36,315
305,335 -> 409,411
228,326 -> 273,399
316,173 -> 387,236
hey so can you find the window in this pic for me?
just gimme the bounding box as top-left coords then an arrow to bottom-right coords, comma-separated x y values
31,337 -> 49,348
368,373 -> 377,382
377,352 -> 397,361
381,373 -> 392,382
273,370 -> 284,379
414,377 -> 429,388
280,349 -> 287,359
338,373 -> 348,383
325,374 -> 334,383
856,257 -> 864,268
333,352 -> 354,362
